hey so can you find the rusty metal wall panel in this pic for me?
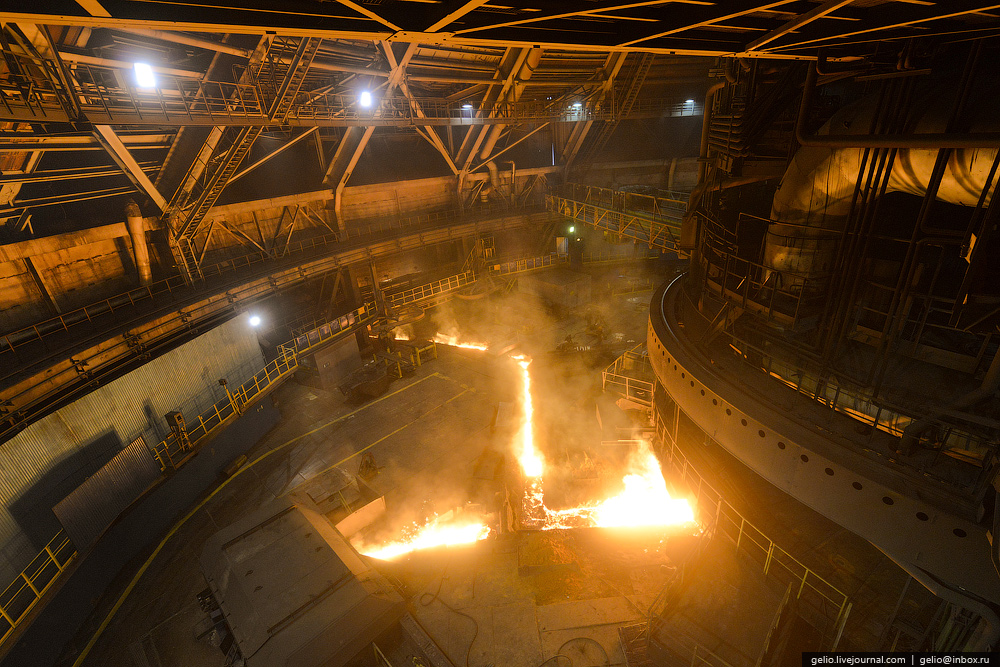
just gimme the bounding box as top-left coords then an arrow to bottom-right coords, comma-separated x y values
0,314 -> 264,581
52,436 -> 161,549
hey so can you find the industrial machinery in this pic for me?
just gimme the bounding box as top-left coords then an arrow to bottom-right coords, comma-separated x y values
199,500 -> 405,667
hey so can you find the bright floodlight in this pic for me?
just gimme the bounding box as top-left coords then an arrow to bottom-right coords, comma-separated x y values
462,103 -> 473,109
360,91 -> 373,108
134,62 -> 156,88
249,315 -> 261,327
685,99 -> 695,104
569,226 -> 575,233
572,101 -> 582,109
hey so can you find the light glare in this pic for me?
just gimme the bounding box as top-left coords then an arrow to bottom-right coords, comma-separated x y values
360,91 -> 373,108
685,99 -> 695,104
248,315 -> 261,327
134,62 -> 156,88
462,103 -> 473,109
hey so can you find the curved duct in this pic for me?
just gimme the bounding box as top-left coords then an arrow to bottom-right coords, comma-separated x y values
765,85 -> 999,286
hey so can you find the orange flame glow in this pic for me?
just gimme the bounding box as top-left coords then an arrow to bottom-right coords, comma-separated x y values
513,356 -> 695,531
357,515 -> 491,560
433,333 -> 488,350
514,356 -> 543,478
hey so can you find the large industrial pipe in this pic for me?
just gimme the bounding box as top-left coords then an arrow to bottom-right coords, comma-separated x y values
765,79 -> 999,283
125,200 -> 152,287
479,47 -> 542,194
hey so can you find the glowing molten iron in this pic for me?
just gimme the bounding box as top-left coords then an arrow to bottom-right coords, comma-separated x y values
514,355 -> 695,531
433,333 -> 488,351
359,516 -> 490,560
357,354 -> 694,561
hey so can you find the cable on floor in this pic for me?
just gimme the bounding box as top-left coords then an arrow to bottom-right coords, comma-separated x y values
418,562 -> 479,667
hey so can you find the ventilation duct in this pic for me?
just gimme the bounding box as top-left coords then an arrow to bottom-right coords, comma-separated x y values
764,85 -> 998,289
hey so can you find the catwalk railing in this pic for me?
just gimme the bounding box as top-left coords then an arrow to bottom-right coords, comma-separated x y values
547,183 -> 687,252
0,301 -> 373,651
602,345 -> 654,407
652,412 -> 852,649
0,55 -> 704,127
0,530 -> 75,647
0,246 -> 662,650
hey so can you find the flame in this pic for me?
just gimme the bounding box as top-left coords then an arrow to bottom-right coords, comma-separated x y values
357,515 -> 491,560
512,355 -> 695,531
433,333 -> 488,351
393,330 -> 411,341
514,356 -> 543,478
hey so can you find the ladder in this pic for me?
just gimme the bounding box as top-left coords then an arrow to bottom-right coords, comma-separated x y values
164,36 -> 322,284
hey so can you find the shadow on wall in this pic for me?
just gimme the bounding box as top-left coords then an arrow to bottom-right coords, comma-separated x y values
8,429 -> 123,551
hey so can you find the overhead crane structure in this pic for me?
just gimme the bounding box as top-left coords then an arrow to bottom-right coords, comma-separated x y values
2,1 -> 1000,664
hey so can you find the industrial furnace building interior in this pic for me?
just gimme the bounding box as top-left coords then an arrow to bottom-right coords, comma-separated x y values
0,2 -> 999,666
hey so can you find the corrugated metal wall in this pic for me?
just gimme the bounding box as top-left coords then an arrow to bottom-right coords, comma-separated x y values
52,436 -> 161,550
0,313 -> 264,583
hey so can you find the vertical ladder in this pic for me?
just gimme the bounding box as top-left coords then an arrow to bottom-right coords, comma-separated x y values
176,236 -> 203,283
164,36 -> 322,284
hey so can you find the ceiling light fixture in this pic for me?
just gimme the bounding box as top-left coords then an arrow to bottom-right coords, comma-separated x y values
134,62 -> 156,88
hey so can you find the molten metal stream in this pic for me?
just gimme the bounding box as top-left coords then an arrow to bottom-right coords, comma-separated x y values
358,353 -> 695,560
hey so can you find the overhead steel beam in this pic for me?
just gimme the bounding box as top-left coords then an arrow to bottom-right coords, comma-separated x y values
331,0 -> 401,31
618,1 -> 799,47
228,127 -> 321,186
450,1 -> 676,35
93,125 -> 168,211
762,2 -> 1000,52
322,41 -> 418,225
0,162 -> 156,184
561,51 -> 627,169
381,41 -> 459,174
745,0 -> 857,51
425,0 -> 491,33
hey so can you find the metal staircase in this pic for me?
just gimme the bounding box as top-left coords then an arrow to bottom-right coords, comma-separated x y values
165,36 -> 322,284
577,53 -> 655,165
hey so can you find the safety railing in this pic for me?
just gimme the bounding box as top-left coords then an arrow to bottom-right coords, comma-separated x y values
385,272 -> 475,308
0,58 -> 704,127
653,416 -> 851,649
0,201 -> 542,360
0,301 -> 374,647
696,214 -> 827,329
547,186 -> 684,252
152,305 -> 370,469
559,182 -> 689,217
719,330 -> 993,493
487,253 -> 561,275
602,345 -> 654,407
0,530 -> 75,646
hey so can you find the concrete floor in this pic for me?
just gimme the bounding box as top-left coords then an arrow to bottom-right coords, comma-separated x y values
52,263 -> 918,667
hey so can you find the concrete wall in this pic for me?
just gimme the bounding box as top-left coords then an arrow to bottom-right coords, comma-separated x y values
342,175 -> 458,222
0,314 -> 264,584
0,221 -> 157,334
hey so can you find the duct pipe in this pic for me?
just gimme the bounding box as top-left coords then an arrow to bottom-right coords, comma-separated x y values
125,200 -> 152,286
766,80 -> 999,284
117,28 -> 252,57
697,82 -> 725,184
898,349 -> 1000,455
797,66 -> 1000,149
679,82 -> 725,253
890,557 -> 999,651
478,47 -> 542,179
